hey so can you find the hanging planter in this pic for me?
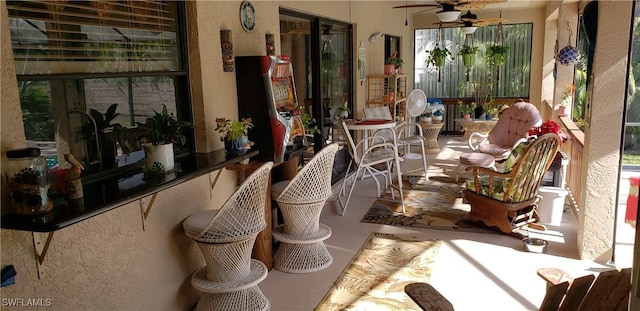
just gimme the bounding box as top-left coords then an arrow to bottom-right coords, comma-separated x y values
458,43 -> 478,81
487,45 -> 509,65
425,25 -> 450,82
426,46 -> 451,82
558,23 -> 579,66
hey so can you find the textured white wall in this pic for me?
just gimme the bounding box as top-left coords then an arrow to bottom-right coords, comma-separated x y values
578,1 -> 632,262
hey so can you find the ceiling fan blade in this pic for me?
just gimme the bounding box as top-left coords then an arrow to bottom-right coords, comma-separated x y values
393,4 -> 440,9
477,17 -> 508,24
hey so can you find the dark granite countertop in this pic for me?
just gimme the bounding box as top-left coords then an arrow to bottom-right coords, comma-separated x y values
1,149 -> 258,232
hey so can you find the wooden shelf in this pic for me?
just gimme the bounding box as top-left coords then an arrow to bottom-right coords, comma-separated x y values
365,74 -> 407,121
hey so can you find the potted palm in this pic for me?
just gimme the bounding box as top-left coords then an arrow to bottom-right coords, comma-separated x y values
138,104 -> 193,174
215,117 -> 254,157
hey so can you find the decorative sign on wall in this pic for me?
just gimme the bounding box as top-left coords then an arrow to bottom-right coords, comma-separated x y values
358,41 -> 366,84
220,29 -> 234,72
266,33 -> 275,56
240,1 -> 256,32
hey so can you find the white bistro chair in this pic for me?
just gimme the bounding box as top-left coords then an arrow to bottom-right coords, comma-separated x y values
182,162 -> 273,311
338,120 -> 405,216
363,106 -> 428,178
270,143 -> 339,273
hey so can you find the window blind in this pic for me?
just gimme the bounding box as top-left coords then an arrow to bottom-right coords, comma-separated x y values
7,0 -> 179,75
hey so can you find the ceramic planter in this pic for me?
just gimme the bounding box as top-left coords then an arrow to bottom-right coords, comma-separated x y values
143,143 -> 175,174
462,114 -> 471,120
557,106 -> 568,117
492,54 -> 506,65
384,64 -> 394,75
225,135 -> 250,157
434,55 -> 446,68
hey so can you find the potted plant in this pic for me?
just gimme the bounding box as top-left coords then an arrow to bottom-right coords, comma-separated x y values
487,44 -> 510,65
458,44 -> 479,67
558,82 -> 575,117
385,50 -> 403,74
426,45 -> 451,68
457,100 -> 477,120
74,103 -> 123,170
215,117 -> 254,157
138,104 -> 193,174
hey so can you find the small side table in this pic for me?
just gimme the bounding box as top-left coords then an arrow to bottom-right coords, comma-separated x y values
419,121 -> 445,154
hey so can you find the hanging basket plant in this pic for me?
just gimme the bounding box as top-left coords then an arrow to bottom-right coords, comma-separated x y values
458,44 -> 479,67
487,44 -> 509,65
426,45 -> 451,82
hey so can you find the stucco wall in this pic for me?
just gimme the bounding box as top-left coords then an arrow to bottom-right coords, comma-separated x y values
578,1 -> 632,262
0,1 -> 416,309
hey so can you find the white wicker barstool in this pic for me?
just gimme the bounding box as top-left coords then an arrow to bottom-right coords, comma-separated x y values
183,162 -> 273,311
271,144 -> 339,273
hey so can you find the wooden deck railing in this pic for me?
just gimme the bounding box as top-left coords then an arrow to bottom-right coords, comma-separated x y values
541,100 -> 585,218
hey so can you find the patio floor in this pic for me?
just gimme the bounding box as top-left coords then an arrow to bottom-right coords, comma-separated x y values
259,135 -> 637,310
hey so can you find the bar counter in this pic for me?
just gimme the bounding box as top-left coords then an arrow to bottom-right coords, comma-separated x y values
1,149 -> 258,232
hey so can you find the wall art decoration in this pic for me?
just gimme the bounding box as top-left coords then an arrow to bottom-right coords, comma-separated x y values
240,1 -> 256,32
220,29 -> 234,72
266,33 -> 275,56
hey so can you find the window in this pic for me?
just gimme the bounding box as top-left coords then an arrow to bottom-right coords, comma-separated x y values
574,1 -> 598,127
414,23 -> 532,99
7,1 -> 190,176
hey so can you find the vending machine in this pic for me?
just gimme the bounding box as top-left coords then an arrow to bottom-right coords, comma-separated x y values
235,55 -> 306,163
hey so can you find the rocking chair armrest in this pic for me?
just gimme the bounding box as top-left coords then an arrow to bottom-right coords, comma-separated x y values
468,132 -> 489,151
537,268 -> 574,286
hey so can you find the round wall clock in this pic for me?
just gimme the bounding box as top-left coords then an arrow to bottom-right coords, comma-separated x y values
240,1 -> 256,32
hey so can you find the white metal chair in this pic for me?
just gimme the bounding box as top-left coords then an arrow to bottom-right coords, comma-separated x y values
363,106 -> 428,178
338,120 -> 405,216
270,143 -> 339,273
182,162 -> 273,311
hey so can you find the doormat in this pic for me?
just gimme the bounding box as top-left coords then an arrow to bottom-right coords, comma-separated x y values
315,232 -> 442,310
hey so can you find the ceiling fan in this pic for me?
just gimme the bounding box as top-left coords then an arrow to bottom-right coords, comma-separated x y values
438,10 -> 508,33
393,0 -> 506,22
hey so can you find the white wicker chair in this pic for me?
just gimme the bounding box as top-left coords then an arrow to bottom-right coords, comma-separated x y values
337,120 -> 405,216
183,161 -> 273,311
270,143 -> 339,273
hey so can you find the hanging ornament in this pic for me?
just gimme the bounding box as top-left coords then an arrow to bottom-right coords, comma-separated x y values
558,22 -> 579,65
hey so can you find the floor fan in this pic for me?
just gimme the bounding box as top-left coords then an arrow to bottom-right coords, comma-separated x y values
403,89 -> 428,159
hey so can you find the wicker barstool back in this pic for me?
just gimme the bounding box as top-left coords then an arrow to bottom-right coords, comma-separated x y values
195,161 -> 273,243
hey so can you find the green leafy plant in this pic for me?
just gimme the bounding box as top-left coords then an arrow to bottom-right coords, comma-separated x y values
487,44 -> 510,65
426,46 -> 451,67
386,51 -> 404,68
215,117 -> 254,142
458,44 -> 479,56
79,103 -> 121,139
457,100 -> 477,115
138,104 -> 193,146
301,110 -> 320,135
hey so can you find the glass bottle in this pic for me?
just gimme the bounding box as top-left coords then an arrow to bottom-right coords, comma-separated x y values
5,148 -> 52,215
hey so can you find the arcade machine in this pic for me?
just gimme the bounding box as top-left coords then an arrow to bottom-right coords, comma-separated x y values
235,55 -> 306,163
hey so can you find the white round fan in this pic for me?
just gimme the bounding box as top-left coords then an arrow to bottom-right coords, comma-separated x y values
407,89 -> 428,118
404,89 -> 429,159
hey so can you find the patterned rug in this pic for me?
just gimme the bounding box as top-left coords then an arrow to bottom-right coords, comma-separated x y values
315,232 -> 442,311
360,177 -> 497,234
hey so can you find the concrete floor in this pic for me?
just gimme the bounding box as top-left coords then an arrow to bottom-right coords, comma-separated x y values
259,135 -> 636,311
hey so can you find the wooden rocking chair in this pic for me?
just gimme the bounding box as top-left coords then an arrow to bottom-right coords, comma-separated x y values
463,133 -> 561,234
405,267 -> 632,311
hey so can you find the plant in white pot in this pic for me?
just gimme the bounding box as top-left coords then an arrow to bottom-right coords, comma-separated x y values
138,104 -> 193,174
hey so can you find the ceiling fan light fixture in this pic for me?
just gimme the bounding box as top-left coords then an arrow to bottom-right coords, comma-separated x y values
436,10 -> 461,22
461,26 -> 477,34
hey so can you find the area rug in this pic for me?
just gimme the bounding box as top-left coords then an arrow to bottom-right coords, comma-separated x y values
360,177 -> 497,234
315,232 -> 442,311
